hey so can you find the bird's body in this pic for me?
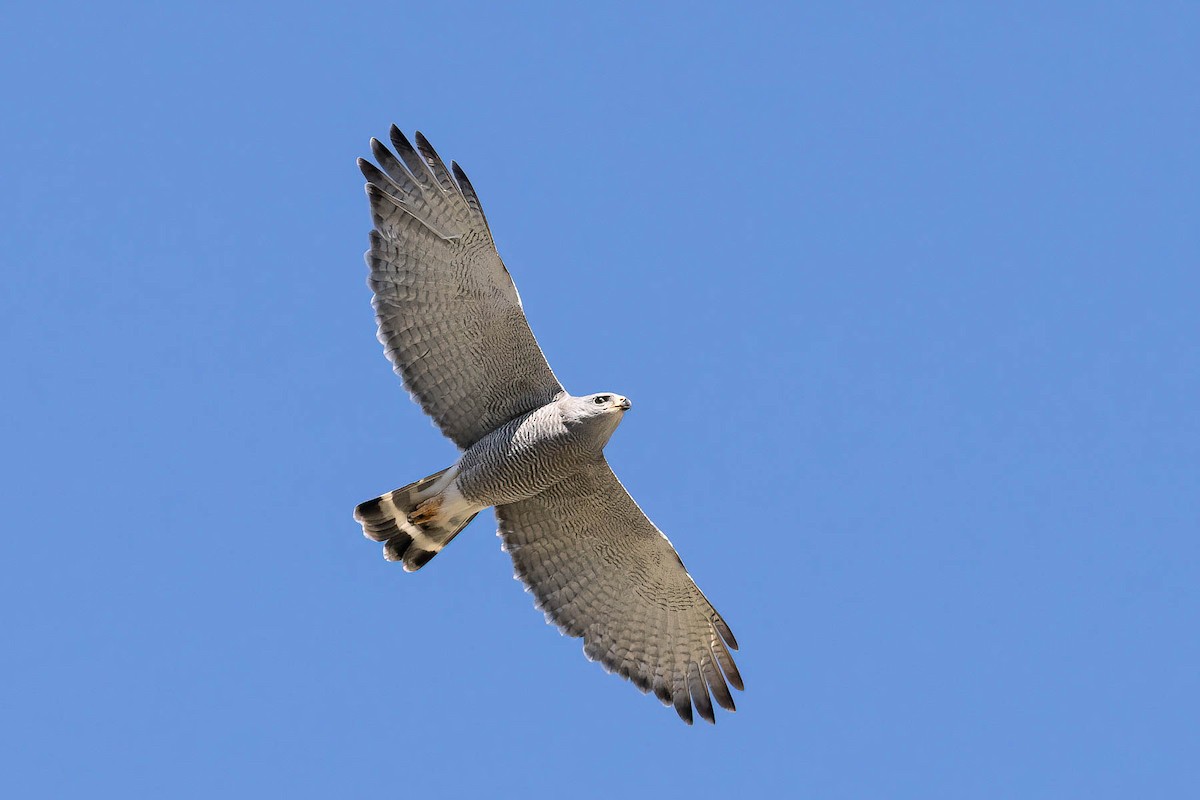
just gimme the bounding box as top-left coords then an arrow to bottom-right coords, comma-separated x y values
354,127 -> 741,724
457,393 -> 630,507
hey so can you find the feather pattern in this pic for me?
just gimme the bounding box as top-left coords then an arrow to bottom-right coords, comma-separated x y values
360,131 -> 562,449
496,459 -> 741,724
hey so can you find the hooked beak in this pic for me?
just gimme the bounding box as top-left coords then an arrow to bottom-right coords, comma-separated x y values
616,396 -> 632,410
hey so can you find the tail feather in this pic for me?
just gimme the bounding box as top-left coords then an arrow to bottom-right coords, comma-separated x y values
354,469 -> 478,572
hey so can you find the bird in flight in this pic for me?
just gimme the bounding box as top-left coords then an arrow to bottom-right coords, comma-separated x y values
353,127 -> 742,724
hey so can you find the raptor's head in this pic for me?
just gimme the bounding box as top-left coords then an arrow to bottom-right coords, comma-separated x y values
582,393 -> 632,413
560,392 -> 632,445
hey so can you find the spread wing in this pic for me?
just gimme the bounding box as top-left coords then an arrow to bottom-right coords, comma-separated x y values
496,459 -> 742,724
359,127 -> 563,449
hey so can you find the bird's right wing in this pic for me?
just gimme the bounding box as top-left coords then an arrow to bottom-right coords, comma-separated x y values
496,458 -> 742,724
360,127 -> 563,449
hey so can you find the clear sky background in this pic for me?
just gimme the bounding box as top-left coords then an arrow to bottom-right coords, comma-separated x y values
3,2 -> 1197,797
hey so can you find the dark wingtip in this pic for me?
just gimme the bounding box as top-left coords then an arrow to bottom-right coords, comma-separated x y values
389,125 -> 416,156
369,138 -> 396,168
358,158 -> 384,184
673,695 -> 694,725
413,132 -> 451,177
716,617 -> 739,651
451,160 -> 488,223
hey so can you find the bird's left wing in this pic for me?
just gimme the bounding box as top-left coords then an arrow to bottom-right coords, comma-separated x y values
496,459 -> 742,724
360,128 -> 563,449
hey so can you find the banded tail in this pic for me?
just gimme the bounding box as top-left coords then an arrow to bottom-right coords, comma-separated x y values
354,468 -> 479,572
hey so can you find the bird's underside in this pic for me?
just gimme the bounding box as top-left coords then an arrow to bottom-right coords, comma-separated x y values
355,126 -> 742,724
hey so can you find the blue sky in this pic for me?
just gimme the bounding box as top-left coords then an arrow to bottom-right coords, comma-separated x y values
3,1 -> 1197,796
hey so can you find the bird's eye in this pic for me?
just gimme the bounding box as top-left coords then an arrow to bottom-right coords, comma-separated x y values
593,395 -> 608,404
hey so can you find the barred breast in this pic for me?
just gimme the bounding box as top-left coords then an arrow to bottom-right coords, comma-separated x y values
454,401 -> 601,507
